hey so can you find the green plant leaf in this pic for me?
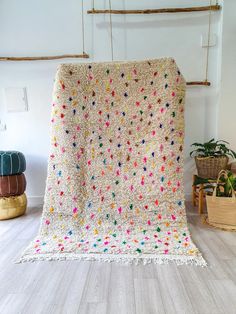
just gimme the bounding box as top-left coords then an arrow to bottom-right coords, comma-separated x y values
190,139 -> 236,159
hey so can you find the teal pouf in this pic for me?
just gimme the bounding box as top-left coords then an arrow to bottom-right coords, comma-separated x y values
0,151 -> 26,176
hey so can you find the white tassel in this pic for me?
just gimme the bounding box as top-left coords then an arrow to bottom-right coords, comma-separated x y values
15,252 -> 207,267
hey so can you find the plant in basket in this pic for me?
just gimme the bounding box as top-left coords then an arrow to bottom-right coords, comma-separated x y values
202,170 -> 236,229
193,171 -> 236,197
190,138 -> 236,179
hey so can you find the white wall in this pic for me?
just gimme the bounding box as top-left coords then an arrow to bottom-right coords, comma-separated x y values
218,0 -> 236,151
0,0 -> 224,205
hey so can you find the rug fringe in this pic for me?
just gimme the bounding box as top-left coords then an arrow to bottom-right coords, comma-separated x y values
15,253 -> 207,267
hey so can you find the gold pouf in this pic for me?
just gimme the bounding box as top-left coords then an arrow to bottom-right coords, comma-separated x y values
0,193 -> 27,220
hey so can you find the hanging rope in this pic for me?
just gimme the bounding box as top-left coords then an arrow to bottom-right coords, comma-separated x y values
108,0 -> 114,61
81,0 -> 85,53
90,0 -> 215,86
0,0 -> 89,61
205,0 -> 212,82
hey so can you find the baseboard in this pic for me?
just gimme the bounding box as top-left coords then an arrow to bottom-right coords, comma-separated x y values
27,196 -> 44,207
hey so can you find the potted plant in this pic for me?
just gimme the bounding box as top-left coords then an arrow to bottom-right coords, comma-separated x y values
204,170 -> 236,229
190,138 -> 236,179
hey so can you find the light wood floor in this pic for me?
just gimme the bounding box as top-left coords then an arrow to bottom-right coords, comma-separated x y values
0,204 -> 236,314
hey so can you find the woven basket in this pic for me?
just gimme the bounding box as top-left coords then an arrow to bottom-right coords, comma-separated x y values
206,170 -> 236,228
195,156 -> 228,179
0,193 -> 27,220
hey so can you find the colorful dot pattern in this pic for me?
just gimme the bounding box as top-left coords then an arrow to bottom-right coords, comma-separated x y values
22,58 -> 204,262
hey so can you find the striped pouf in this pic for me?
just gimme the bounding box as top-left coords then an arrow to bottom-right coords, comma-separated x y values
0,173 -> 26,197
0,151 -> 27,220
0,151 -> 26,176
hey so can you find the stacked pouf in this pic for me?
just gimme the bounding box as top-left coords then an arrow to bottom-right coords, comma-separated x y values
0,151 -> 27,220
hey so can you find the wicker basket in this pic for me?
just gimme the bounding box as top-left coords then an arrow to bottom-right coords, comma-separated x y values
206,170 -> 236,228
195,156 -> 228,179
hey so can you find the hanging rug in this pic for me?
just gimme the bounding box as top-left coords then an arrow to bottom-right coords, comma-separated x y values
17,58 -> 206,266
